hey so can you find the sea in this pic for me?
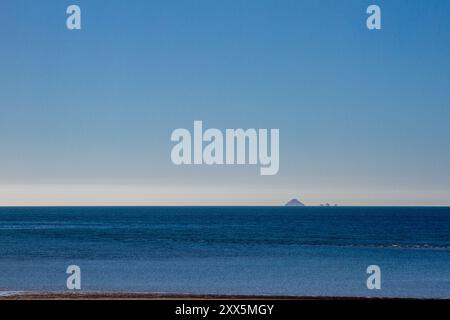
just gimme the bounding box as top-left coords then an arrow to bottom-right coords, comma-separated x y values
0,206 -> 449,298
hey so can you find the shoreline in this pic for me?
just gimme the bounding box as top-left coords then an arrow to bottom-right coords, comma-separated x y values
0,291 -> 445,300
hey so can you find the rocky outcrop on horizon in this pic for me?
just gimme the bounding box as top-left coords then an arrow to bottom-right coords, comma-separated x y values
285,199 -> 305,206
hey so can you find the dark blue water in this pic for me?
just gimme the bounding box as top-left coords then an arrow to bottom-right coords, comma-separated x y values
0,207 -> 449,298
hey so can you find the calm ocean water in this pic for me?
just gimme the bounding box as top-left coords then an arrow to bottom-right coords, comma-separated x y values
0,206 -> 449,298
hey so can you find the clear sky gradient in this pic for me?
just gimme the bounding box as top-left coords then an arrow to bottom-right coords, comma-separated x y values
0,0 -> 449,205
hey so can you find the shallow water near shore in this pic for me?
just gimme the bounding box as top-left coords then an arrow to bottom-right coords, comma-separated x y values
0,206 -> 449,298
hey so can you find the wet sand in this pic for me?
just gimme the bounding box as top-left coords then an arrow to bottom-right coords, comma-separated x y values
0,292 -> 430,300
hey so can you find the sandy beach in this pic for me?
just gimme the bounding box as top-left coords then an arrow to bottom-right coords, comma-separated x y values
0,291 -> 438,300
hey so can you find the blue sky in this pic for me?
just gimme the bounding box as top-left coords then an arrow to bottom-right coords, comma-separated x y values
0,0 -> 449,205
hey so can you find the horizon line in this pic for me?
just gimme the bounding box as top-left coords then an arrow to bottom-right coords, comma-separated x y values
1,205 -> 449,208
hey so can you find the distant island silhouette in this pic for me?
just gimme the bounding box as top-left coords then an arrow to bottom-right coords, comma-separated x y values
285,199 -> 305,206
